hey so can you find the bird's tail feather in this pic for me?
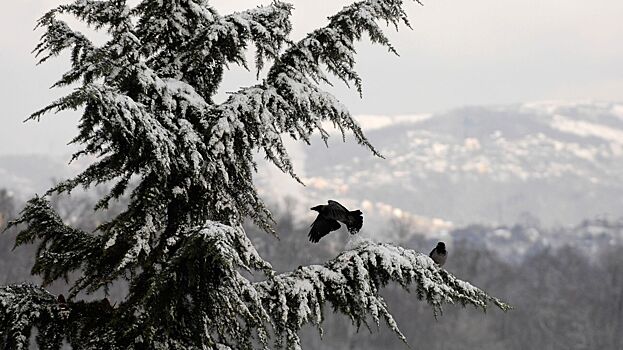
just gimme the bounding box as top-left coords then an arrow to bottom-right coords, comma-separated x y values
347,210 -> 363,234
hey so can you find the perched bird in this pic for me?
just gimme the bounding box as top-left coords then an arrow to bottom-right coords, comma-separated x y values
429,242 -> 448,266
308,200 -> 363,243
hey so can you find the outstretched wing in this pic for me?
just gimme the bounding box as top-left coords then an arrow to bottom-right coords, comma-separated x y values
327,200 -> 349,212
325,200 -> 351,223
308,215 -> 341,243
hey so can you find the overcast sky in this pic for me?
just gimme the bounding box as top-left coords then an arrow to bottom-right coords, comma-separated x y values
1,0 -> 622,156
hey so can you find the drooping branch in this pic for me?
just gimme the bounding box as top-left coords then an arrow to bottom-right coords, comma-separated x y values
10,197 -> 101,288
255,241 -> 511,349
97,222 -> 275,349
3,219 -> 510,349
0,284 -> 65,350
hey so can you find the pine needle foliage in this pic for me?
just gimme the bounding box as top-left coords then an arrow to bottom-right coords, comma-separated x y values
1,1 -> 509,349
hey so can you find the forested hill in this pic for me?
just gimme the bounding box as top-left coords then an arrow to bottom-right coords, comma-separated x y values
292,101 -> 623,229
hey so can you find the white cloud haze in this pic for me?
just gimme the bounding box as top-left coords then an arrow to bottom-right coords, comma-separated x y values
1,0 -> 622,155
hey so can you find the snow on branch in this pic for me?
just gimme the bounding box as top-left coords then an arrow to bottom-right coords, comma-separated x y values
123,221 -> 274,349
215,0 -> 420,178
34,12 -> 94,66
27,0 -> 418,237
270,0 -> 413,95
219,1 -> 293,74
34,0 -> 134,86
137,0 -> 292,97
28,0 -> 294,235
256,241 -> 510,348
10,195 -> 159,297
176,221 -> 271,273
48,0 -> 132,32
0,284 -> 65,350
10,197 -> 100,288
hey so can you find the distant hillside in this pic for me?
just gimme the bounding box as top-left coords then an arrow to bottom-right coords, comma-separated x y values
3,101 -> 623,233
296,101 -> 623,230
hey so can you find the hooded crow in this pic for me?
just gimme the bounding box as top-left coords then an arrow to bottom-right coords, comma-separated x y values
429,242 -> 447,266
308,200 -> 363,243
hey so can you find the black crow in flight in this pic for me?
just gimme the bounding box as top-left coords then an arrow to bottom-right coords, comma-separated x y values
308,200 -> 363,243
429,242 -> 447,266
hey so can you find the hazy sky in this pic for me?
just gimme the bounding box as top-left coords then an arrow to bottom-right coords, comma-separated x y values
1,0 -> 622,156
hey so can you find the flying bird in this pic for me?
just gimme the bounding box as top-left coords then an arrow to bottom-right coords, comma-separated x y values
429,242 -> 447,266
308,200 -> 363,243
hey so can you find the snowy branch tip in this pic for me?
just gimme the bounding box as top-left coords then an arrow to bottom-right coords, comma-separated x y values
256,240 -> 511,347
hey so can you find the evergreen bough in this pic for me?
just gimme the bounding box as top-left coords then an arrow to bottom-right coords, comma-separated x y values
1,0 -> 510,349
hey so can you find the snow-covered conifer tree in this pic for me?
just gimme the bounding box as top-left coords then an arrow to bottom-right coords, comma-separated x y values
1,1 -> 509,348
